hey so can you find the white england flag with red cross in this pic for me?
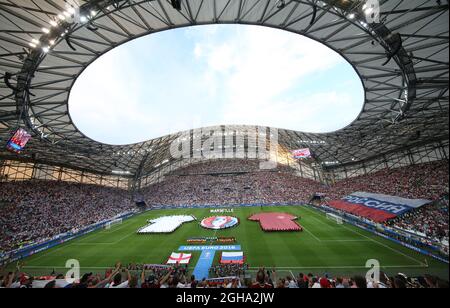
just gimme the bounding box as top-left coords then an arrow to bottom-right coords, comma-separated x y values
167,252 -> 192,264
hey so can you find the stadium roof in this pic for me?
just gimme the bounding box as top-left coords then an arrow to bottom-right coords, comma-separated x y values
0,0 -> 448,179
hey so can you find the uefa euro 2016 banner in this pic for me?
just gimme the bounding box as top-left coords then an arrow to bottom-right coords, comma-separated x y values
328,192 -> 431,222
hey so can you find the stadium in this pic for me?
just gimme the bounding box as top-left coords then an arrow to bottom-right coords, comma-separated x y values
0,0 -> 448,290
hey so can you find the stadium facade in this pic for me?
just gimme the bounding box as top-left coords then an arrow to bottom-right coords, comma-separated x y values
0,0 -> 448,192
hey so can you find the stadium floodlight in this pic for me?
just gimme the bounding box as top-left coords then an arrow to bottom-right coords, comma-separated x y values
364,7 -> 373,15
112,170 -> 132,175
67,7 -> 76,16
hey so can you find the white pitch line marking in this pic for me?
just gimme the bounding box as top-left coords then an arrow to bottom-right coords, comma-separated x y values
247,264 -> 428,270
100,219 -> 133,234
301,226 -> 322,242
320,239 -> 371,243
289,270 -> 297,282
340,224 -> 426,266
71,243 -> 114,245
301,206 -> 427,266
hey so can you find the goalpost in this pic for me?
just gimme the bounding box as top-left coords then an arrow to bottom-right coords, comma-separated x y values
105,218 -> 123,230
326,212 -> 344,225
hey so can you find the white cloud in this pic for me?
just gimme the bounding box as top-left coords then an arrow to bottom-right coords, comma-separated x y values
69,25 -> 363,144
194,26 -> 361,132
69,49 -> 150,143
193,44 -> 203,58
208,43 -> 236,72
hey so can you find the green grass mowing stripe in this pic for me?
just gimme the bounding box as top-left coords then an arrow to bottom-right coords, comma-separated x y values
300,226 -> 321,242
30,216 -> 140,263
295,207 -> 364,243
275,206 -> 327,267
241,208 -> 275,267
298,209 -> 355,240
300,206 -> 426,266
292,206 -> 430,270
27,209 -> 190,267
306,209 -> 421,264
339,224 -> 425,266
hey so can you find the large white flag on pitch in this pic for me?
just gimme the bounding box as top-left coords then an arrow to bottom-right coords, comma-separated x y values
137,215 -> 196,233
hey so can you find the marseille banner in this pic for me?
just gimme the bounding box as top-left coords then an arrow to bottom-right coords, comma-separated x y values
328,192 -> 431,222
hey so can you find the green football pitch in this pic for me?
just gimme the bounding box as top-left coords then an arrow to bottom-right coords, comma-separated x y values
12,205 -> 449,279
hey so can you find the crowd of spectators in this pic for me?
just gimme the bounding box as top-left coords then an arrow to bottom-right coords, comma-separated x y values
210,264 -> 249,278
0,181 -> 134,253
143,159 -> 323,206
171,159 -> 295,175
322,161 -> 449,246
143,160 -> 448,208
1,263 -> 447,288
142,159 -> 448,245
171,159 -> 262,175
385,196 -> 449,245
0,159 -> 448,258
325,160 -> 449,201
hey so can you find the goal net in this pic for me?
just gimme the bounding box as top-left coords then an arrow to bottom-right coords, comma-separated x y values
326,213 -> 344,225
105,218 -> 123,230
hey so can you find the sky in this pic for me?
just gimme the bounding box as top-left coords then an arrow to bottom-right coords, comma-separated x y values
69,25 -> 364,145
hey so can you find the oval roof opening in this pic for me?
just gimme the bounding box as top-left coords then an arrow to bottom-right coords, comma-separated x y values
69,25 -> 364,145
